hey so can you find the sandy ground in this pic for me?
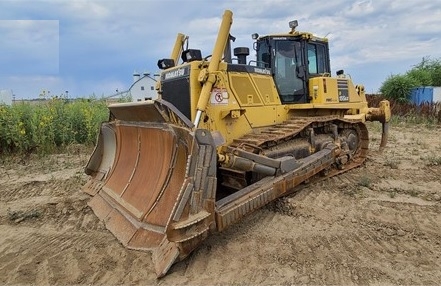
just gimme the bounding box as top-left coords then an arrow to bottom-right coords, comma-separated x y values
1,122 -> 440,285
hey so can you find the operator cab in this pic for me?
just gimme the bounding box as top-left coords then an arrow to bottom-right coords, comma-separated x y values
254,21 -> 331,104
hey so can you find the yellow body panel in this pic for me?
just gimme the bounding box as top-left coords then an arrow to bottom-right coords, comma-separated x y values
309,76 -> 366,104
191,64 -> 372,146
165,57 -> 385,150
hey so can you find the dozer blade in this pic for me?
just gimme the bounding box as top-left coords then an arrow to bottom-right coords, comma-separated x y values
83,100 -> 217,277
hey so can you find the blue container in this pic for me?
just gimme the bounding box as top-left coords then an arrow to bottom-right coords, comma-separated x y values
410,87 -> 434,105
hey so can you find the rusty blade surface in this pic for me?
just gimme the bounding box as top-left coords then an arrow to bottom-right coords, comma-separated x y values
104,124 -> 177,221
84,121 -> 187,246
83,101 -> 217,278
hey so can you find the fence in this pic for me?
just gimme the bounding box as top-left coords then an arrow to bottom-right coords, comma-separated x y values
367,94 -> 441,123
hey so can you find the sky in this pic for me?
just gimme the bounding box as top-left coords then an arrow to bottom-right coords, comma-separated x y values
1,0 -> 441,99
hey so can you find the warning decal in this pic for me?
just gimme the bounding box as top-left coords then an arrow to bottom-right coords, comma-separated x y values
210,88 -> 228,105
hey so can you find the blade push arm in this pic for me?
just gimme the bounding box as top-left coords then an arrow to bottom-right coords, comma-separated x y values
194,10 -> 233,128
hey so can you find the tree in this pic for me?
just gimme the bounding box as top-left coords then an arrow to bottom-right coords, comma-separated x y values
406,68 -> 432,86
408,56 -> 441,86
425,58 -> 441,86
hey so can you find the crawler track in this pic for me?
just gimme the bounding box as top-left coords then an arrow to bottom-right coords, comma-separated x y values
222,116 -> 369,187
215,116 -> 369,231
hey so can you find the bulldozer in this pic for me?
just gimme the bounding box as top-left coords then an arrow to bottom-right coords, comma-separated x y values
83,10 -> 391,277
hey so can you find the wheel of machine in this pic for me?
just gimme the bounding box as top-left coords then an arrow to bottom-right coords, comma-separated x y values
340,128 -> 360,157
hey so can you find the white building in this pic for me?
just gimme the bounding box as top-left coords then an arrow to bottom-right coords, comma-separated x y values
129,72 -> 158,102
0,89 -> 13,105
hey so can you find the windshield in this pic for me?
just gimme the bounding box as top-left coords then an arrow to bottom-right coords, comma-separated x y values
274,40 -> 304,102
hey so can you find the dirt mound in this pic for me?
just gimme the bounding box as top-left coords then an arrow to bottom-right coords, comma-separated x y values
1,123 -> 440,285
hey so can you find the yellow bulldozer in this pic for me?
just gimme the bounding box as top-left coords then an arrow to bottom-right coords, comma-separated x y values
83,10 -> 390,277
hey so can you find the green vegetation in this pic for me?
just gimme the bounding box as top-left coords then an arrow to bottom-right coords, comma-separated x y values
357,176 -> 372,188
421,154 -> 441,166
379,74 -> 417,103
384,158 -> 400,169
0,98 -> 109,155
388,191 -> 396,198
8,208 -> 41,223
380,57 -> 441,102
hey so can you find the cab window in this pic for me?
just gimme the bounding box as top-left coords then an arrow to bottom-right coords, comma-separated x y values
307,43 -> 327,75
256,40 -> 270,68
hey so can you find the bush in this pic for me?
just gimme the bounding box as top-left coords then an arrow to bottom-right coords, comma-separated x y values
0,98 -> 109,155
406,68 -> 432,86
379,74 -> 417,103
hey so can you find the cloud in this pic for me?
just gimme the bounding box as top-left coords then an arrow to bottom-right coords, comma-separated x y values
65,1 -> 110,19
0,20 -> 59,76
1,0 -> 441,98
343,0 -> 374,16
